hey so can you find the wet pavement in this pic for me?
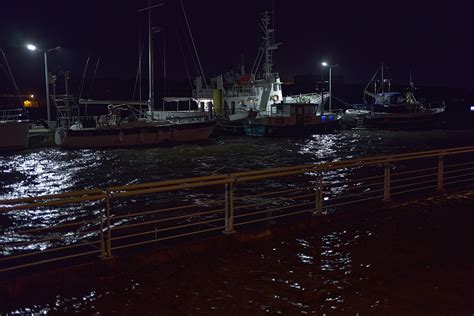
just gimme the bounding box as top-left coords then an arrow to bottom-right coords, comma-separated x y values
4,191 -> 474,315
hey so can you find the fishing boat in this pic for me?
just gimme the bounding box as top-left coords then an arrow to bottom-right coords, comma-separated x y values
243,103 -> 339,137
54,2 -> 216,149
193,11 -> 339,136
343,63 -> 445,129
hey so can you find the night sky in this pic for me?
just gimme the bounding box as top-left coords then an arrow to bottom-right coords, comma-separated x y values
1,0 -> 473,97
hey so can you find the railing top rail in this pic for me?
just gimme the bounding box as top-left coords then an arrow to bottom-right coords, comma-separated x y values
1,146 -> 474,211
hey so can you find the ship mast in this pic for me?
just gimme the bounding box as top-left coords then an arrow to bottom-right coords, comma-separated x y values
262,11 -> 280,81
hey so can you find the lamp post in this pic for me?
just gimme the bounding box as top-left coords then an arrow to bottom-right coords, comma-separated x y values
321,61 -> 338,111
26,44 -> 61,125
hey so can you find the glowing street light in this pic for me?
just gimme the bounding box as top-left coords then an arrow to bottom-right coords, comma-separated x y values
321,61 -> 338,111
26,44 -> 61,124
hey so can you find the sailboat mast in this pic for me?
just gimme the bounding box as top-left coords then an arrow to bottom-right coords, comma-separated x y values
381,62 -> 384,94
148,0 -> 154,112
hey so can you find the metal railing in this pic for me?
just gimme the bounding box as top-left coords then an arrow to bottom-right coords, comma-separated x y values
0,108 -> 25,122
1,146 -> 474,274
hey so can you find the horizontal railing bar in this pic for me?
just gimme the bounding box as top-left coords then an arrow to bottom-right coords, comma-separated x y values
234,201 -> 314,218
390,185 -> 438,196
111,226 -> 225,251
110,217 -> 224,242
444,178 -> 474,186
0,194 -> 106,212
3,229 -> 100,247
112,202 -> 223,220
233,187 -> 309,201
391,179 -> 437,191
234,209 -> 313,227
112,179 -> 232,199
234,193 -> 312,211
0,188 -> 104,205
444,167 -> 474,175
391,173 -> 437,184
391,166 -> 438,177
18,218 -> 99,234
445,161 -> 474,169
339,181 -> 385,191
325,195 -> 384,208
109,174 -> 229,191
111,209 -> 225,232
234,201 -> 314,220
326,189 -> 385,202
444,172 -> 474,181
0,240 -> 101,263
0,249 -> 100,274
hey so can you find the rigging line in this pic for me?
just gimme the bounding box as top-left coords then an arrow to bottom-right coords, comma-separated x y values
177,29 -> 193,90
179,20 -> 200,76
254,41 -> 266,77
88,57 -> 100,99
78,50 -> 92,100
251,41 -> 265,75
0,49 -> 22,104
133,37 -> 145,100
179,0 -> 207,88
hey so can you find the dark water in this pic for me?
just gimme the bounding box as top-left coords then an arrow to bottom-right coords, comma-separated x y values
1,129 -> 474,313
4,192 -> 474,315
1,129 -> 473,201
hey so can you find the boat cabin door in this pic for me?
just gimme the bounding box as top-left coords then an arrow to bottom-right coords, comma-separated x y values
296,105 -> 304,126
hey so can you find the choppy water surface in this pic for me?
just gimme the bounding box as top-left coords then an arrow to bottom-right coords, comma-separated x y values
5,192 -> 474,314
1,129 -> 474,314
1,129 -> 473,200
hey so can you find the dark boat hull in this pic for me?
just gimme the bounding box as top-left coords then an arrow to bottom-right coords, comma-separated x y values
57,121 -> 216,149
0,121 -> 29,151
243,120 -> 340,137
362,111 -> 444,130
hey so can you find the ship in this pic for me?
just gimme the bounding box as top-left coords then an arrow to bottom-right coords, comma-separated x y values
343,63 -> 445,129
54,2 -> 216,149
193,11 -> 339,137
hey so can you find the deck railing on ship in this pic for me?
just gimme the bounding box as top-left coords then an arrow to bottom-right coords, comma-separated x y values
1,146 -> 474,274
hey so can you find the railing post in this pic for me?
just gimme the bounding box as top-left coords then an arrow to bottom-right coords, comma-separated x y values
383,162 -> 391,201
437,155 -> 444,191
314,174 -> 324,215
224,179 -> 235,234
105,189 -> 112,258
99,202 -> 106,258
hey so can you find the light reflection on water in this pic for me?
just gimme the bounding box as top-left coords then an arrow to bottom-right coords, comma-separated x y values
1,130 -> 473,253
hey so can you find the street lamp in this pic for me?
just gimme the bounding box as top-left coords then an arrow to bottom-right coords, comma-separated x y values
26,44 -> 61,124
321,61 -> 338,111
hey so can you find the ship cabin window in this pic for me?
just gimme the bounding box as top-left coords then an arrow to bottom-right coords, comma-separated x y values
273,84 -> 281,91
231,101 -> 236,114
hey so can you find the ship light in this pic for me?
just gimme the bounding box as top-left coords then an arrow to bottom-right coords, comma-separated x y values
470,106 -> 474,112
321,115 -> 327,122
272,95 -> 279,102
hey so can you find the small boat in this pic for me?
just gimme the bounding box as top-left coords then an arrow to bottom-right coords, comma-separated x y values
343,63 -> 445,129
243,103 -> 340,137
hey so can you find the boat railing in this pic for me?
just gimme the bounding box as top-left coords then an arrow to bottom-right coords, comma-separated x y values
0,108 -> 25,122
